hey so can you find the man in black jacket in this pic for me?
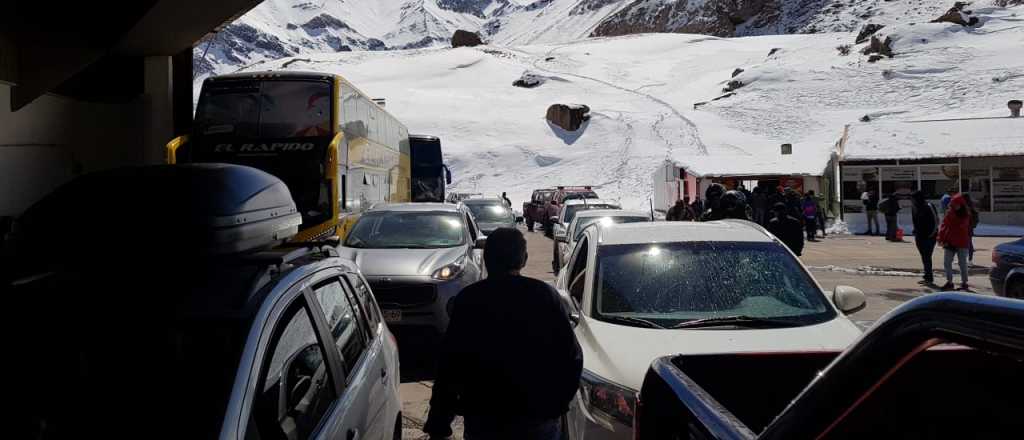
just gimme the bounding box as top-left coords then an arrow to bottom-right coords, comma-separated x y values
881,194 -> 902,241
911,190 -> 939,286
767,202 -> 804,256
424,228 -> 583,440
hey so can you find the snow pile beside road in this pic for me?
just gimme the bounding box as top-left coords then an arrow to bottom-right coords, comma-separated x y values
826,219 -> 851,236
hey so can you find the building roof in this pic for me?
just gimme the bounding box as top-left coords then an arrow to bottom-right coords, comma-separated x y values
842,117 -> 1024,161
668,148 -> 833,178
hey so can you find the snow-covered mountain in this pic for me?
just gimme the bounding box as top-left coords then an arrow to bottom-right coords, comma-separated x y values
220,3 -> 1024,211
196,0 -> 956,78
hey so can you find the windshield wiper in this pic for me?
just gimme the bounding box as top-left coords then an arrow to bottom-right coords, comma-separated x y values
669,315 -> 803,329
600,315 -> 666,329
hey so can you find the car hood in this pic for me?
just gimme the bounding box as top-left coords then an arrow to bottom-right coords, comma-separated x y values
337,246 -> 466,276
577,317 -> 862,391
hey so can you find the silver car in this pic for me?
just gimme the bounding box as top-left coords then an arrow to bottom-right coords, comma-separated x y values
462,197 -> 518,235
338,203 -> 486,334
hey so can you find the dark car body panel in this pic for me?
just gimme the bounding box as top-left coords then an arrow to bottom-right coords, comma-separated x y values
991,238 -> 1024,297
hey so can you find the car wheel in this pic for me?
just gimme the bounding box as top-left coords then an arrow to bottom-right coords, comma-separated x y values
1008,277 -> 1024,299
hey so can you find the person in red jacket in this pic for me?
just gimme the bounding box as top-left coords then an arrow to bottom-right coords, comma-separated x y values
937,194 -> 972,291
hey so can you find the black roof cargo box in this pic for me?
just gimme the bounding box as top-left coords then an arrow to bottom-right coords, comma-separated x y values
9,164 -> 301,264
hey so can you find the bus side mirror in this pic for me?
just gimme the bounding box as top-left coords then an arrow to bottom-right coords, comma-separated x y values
444,165 -> 452,185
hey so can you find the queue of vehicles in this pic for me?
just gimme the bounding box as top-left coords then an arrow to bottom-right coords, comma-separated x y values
8,68 -> 1024,440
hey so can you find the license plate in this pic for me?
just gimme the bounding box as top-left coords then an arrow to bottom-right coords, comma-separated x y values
382,309 -> 402,323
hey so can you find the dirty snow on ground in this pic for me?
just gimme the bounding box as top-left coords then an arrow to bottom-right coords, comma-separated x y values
229,3 -> 1024,211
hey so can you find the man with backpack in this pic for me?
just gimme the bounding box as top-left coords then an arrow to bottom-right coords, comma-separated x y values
880,193 -> 902,242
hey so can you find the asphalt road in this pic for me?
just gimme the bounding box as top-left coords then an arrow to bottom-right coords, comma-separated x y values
397,225 -> 1008,439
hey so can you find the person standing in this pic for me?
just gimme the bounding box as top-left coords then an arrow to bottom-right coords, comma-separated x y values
940,190 -> 954,214
690,196 -> 704,217
862,189 -> 880,235
752,187 -> 768,226
814,191 -> 828,237
666,199 -> 686,221
768,202 -> 805,256
501,192 -> 512,208
911,191 -> 939,286
424,228 -> 583,440
937,194 -> 972,291
802,193 -> 819,241
962,193 -> 980,263
881,194 -> 902,241
544,200 -> 560,238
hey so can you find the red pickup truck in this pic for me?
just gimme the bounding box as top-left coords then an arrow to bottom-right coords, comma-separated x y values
636,293 -> 1024,440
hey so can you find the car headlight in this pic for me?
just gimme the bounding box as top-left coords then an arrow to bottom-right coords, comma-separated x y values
432,256 -> 467,281
580,370 -> 637,429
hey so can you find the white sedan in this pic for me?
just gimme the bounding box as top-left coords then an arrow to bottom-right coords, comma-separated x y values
555,221 -> 866,440
554,209 -> 651,272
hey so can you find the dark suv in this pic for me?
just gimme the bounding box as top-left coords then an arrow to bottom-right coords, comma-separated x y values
523,188 -> 556,231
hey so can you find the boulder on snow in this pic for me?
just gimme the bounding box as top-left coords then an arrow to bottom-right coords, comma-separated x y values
855,23 -> 885,44
514,71 -> 545,88
861,35 -> 894,58
451,30 -> 483,48
932,2 -> 979,27
731,68 -> 745,78
546,104 -> 591,132
722,80 -> 744,93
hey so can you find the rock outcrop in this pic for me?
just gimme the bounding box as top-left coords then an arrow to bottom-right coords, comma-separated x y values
932,2 -> 980,26
855,24 -> 885,44
513,71 -> 545,88
452,30 -> 484,48
546,104 -> 590,132
861,35 -> 894,59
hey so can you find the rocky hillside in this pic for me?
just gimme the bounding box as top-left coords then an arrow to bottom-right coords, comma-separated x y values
195,0 -> 971,79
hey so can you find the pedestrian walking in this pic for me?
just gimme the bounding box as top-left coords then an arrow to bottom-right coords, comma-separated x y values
768,202 -> 804,256
802,193 -> 819,241
861,189 -> 880,235
962,193 -> 980,263
501,191 -> 512,208
911,191 -> 939,286
937,194 -> 973,291
814,191 -> 828,237
424,228 -> 583,440
880,194 -> 901,241
666,199 -> 686,221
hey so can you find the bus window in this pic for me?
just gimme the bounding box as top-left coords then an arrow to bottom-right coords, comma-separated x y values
259,81 -> 332,138
196,86 -> 260,137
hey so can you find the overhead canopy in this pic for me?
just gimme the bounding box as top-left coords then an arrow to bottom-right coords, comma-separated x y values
0,0 -> 262,110
842,118 -> 1024,161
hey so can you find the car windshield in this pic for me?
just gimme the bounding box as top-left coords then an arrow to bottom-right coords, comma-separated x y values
573,216 -> 649,241
594,241 -> 835,328
564,204 -> 618,224
466,202 -> 514,223
345,211 -> 466,248
196,79 -> 333,138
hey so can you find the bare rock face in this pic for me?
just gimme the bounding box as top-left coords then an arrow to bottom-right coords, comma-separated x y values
855,24 -> 885,44
861,35 -> 894,58
451,30 -> 483,48
592,0 -> 778,38
546,104 -> 591,132
932,2 -> 980,26
513,71 -> 545,88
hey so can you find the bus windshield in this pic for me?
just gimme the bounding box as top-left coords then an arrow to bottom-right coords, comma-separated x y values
196,79 -> 332,138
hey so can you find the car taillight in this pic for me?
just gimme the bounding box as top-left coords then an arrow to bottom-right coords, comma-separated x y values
581,371 -> 637,429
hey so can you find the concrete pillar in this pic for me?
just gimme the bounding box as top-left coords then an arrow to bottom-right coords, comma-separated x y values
142,56 -> 174,164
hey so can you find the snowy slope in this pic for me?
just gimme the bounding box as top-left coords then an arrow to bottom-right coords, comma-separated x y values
197,0 -> 965,79
207,3 -> 1023,211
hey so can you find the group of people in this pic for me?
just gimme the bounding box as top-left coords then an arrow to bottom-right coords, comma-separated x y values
666,183 -> 828,257
859,190 -> 906,241
912,190 -> 980,290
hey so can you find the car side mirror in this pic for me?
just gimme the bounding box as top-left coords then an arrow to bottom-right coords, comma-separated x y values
833,285 -> 867,315
568,297 -> 582,327
475,237 -> 487,249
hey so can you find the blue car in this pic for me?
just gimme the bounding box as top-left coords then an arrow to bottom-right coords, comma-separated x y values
991,238 -> 1024,298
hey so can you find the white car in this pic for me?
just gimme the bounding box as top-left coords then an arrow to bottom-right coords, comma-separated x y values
551,199 -> 621,272
555,221 -> 866,440
554,209 -> 651,272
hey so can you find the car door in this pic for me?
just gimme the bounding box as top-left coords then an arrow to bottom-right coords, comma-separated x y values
463,210 -> 484,273
246,293 -> 342,440
343,272 -> 398,439
308,277 -> 380,440
561,235 -> 592,440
